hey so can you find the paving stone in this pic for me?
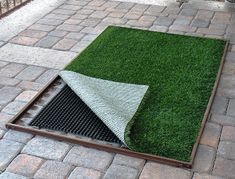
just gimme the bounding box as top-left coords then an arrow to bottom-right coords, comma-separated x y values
60,4 -> 81,11
19,30 -> 47,39
0,113 -> 14,130
212,12 -> 231,23
90,10 -> 109,19
52,9 -> 76,15
227,99 -> 235,116
0,41 -> 5,47
139,15 -> 156,22
210,114 -> 235,126
45,13 -> 70,20
113,154 -> 145,169
6,154 -> 43,177
144,5 -> 166,16
124,12 -> 142,20
22,137 -> 70,160
17,81 -> 44,91
0,139 -> 23,171
76,9 -> 94,15
222,62 -> 235,75
197,28 -> 225,36
102,1 -> 120,9
221,126 -> 235,141
154,16 -> 174,26
3,130 -> 33,144
211,96 -> 228,115
71,41 -> 90,53
37,18 -> 63,26
53,38 -> 77,50
0,172 -> 27,179
80,18 -> 101,27
15,90 -> 38,102
196,10 -> 214,19
35,69 -> 59,84
81,34 -> 97,42
126,20 -> 153,28
108,11 -> 125,18
72,13 -> 89,20
64,146 -> 113,171
34,161 -> 72,179
130,4 -> 149,13
210,23 -> 227,30
191,19 -> 210,28
0,77 -> 20,86
218,141 -> 235,159
213,157 -> 235,178
149,25 -> 168,32
0,61 -> 8,68
193,145 -> 215,172
232,45 -> 235,51
64,18 -> 82,25
200,122 -> 221,148
163,7 -> 180,15
57,24 -> 84,32
102,17 -> 127,25
29,24 -> 55,32
48,30 -> 68,38
65,32 -> 85,40
180,8 -> 197,17
139,162 -> 191,179
68,167 -> 102,179
65,0 -> 89,6
35,36 -> 61,48
10,36 -> 39,46
115,2 -> 134,10
226,52 -> 235,62
0,87 -> 22,105
169,25 -> 196,33
2,101 -> 26,115
103,164 -> 139,179
16,66 -> 45,81
193,173 -> 225,179
173,17 -> 192,26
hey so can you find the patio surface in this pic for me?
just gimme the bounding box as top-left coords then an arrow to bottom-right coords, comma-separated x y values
0,0 -> 235,178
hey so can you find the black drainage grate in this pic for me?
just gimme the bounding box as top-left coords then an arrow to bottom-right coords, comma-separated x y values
29,85 -> 122,144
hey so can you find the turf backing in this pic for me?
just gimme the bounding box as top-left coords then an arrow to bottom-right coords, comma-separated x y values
66,26 -> 226,161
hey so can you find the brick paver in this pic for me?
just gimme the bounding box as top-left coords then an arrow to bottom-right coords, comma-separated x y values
0,0 -> 234,178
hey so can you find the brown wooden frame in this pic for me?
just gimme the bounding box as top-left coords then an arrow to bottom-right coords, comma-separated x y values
6,40 -> 229,169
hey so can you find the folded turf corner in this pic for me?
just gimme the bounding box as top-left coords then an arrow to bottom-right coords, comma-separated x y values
59,70 -> 149,146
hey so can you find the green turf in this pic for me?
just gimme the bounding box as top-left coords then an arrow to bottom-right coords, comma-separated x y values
66,26 -> 226,161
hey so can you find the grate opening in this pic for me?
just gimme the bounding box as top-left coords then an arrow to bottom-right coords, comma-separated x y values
29,85 -> 122,144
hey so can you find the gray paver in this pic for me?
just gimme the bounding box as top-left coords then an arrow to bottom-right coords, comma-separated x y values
0,129 -> 5,139
0,41 -> 5,47
116,2 -> 135,10
218,141 -> 235,159
65,32 -> 85,40
0,113 -> 14,130
2,101 -> 26,115
0,63 -> 26,78
49,30 -> 68,37
52,9 -> 76,15
210,114 -> 235,126
90,11 -> 109,19
17,81 -> 44,91
22,137 -> 70,160
35,36 -> 61,48
34,161 -> 72,179
0,139 -> 23,171
64,18 -> 82,25
173,17 -> 192,26
0,77 -> 20,86
0,172 -> 27,179
53,38 -> 77,50
6,154 -> 44,177
211,96 -> 228,115
191,18 -> 210,28
3,130 -> 33,144
80,18 -> 101,27
0,87 -> 22,105
180,8 -> 198,17
149,25 -> 168,32
37,18 -> 63,26
0,61 -> 9,68
19,30 -> 47,39
29,24 -> 56,32
154,16 -> 174,26
35,69 -> 59,84
15,90 -> 38,102
227,99 -> 235,116
57,24 -> 84,32
144,5 -> 166,15
193,145 -> 215,172
45,13 -> 70,20
60,4 -> 82,11
103,164 -> 139,179
213,157 -> 235,178
221,126 -> 235,141
196,10 -> 214,19
15,66 -> 45,81
113,154 -> 145,169
139,162 -> 191,179
64,146 -> 113,171
10,36 -> 39,46
193,173 -> 225,179
68,167 -> 102,179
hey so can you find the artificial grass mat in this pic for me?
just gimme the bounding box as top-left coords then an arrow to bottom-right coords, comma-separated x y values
66,26 -> 226,161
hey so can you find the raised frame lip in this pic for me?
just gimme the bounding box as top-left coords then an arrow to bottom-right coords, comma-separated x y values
6,38 -> 229,169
